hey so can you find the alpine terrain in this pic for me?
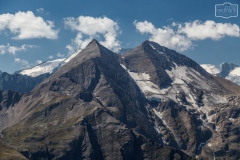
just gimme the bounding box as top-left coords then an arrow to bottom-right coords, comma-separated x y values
0,51 -> 79,93
0,40 -> 240,160
201,62 -> 240,85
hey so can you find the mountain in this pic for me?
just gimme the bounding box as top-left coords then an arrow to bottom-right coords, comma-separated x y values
120,41 -> 240,159
0,70 -> 2,74
0,40 -> 191,159
201,62 -> 240,85
0,51 -> 80,94
16,50 -> 80,78
0,40 -> 240,159
18,59 -> 65,77
0,72 -> 49,93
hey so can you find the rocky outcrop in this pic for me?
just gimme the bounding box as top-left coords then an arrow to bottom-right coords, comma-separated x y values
0,90 -> 22,110
0,72 -> 50,93
218,62 -> 238,78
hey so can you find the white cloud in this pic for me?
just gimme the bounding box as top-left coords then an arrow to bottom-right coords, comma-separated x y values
35,60 -> 43,64
14,58 -> 30,68
64,16 -> 121,53
48,55 -> 54,59
134,20 -> 192,52
177,20 -> 240,40
56,52 -> 65,57
36,8 -> 49,15
134,20 -> 240,52
0,44 -> 36,55
0,11 -> 58,39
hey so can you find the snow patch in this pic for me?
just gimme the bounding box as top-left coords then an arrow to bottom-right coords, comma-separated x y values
226,71 -> 240,85
20,59 -> 65,77
63,50 -> 79,63
201,64 -> 221,75
154,124 -> 160,133
229,67 -> 240,76
150,44 -> 156,50
153,109 -> 171,131
120,64 -> 169,97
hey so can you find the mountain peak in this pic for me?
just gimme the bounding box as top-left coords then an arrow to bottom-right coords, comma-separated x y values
88,39 -> 100,46
142,40 -> 161,46
140,40 -> 167,54
47,39 -> 116,80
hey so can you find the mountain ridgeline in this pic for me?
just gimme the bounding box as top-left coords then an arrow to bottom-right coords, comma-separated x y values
0,40 -> 240,160
0,72 -> 50,93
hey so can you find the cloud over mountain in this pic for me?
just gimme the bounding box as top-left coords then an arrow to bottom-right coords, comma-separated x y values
64,16 -> 121,53
134,20 -> 239,52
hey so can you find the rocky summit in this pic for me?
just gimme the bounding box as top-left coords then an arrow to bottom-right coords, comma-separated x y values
0,39 -> 240,160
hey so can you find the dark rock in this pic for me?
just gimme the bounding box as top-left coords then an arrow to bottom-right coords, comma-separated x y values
0,72 -> 50,93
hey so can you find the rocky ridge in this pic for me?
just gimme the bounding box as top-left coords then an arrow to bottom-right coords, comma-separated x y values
0,40 -> 240,159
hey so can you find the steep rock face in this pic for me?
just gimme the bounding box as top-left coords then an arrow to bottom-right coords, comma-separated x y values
0,72 -> 50,93
120,41 -> 240,159
0,90 -> 22,110
0,90 -> 22,131
219,62 -> 238,78
0,40 -> 190,159
122,41 -> 208,89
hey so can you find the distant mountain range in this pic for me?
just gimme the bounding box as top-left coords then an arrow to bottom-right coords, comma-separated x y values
201,62 -> 240,85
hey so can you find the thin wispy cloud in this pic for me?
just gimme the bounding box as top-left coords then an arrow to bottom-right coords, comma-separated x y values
48,55 -> 54,59
36,8 -> 49,15
35,60 -> 43,64
56,52 -> 65,58
14,58 -> 30,68
0,44 -> 37,55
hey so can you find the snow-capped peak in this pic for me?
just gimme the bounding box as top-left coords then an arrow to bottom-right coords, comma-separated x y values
20,59 -> 65,77
18,50 -> 80,77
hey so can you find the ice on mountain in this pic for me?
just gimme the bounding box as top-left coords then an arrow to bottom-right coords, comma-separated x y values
150,44 -> 156,50
120,64 -> 169,96
20,59 -> 65,77
201,64 -> 221,75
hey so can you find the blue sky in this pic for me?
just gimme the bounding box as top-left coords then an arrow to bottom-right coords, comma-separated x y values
0,0 -> 240,73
